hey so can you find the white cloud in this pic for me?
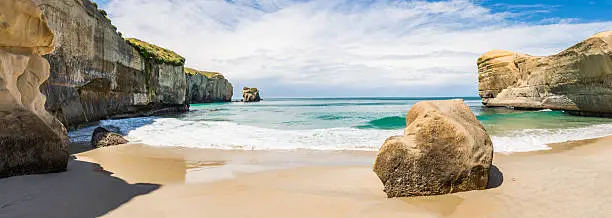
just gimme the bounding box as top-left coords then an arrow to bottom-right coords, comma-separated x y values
105,0 -> 611,97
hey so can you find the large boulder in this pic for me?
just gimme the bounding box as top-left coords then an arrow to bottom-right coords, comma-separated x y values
0,0 -> 69,178
373,100 -> 493,197
242,87 -> 261,102
478,31 -> 612,116
91,127 -> 128,148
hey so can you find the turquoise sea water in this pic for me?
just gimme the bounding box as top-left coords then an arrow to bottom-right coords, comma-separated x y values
70,97 -> 612,153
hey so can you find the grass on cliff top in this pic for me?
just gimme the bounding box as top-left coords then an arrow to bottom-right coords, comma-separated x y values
185,68 -> 225,79
243,87 -> 258,93
126,38 -> 185,66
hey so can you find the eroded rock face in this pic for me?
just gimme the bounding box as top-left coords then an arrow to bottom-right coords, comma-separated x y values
186,73 -> 233,103
0,0 -> 69,178
478,31 -> 612,116
373,100 -> 493,197
242,87 -> 261,102
151,63 -> 186,105
91,127 -> 128,148
31,0 -> 188,128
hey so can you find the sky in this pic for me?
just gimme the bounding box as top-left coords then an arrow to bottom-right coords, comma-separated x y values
93,0 -> 612,97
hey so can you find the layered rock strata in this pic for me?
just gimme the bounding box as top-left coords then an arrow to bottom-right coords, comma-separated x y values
478,31 -> 612,116
185,68 -> 233,103
32,0 -> 188,128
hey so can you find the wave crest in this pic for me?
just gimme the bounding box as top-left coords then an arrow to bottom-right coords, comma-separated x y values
355,116 -> 405,130
69,116 -> 612,153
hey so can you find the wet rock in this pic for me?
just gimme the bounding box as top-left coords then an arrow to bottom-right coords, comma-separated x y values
91,127 -> 128,148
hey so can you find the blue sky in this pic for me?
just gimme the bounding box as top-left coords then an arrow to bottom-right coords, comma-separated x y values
94,0 -> 611,97
482,0 -> 612,23
94,0 -> 612,23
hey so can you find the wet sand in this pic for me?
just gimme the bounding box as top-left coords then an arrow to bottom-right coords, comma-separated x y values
2,137 -> 612,217
87,137 -> 612,217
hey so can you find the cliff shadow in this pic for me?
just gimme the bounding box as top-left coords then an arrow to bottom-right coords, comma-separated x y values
69,142 -> 96,155
0,157 -> 160,218
486,165 -> 503,189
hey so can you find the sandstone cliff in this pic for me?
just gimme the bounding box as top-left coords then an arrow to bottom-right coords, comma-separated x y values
0,0 -> 69,177
478,31 -> 612,116
31,0 -> 188,128
126,38 -> 187,106
185,68 -> 233,103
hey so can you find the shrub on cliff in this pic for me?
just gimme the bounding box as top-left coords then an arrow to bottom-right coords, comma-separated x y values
184,68 -> 225,79
243,87 -> 258,93
126,38 -> 185,66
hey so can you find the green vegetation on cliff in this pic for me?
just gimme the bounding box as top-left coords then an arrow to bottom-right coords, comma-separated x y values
243,87 -> 258,93
185,67 -> 225,79
126,38 -> 185,66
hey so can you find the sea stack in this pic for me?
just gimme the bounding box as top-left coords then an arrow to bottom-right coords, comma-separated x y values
478,31 -> 612,116
373,100 -> 493,197
242,87 -> 261,102
0,0 -> 69,177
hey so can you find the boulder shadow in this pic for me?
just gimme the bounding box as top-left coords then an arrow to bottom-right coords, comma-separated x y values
0,157 -> 160,218
486,164 -> 503,189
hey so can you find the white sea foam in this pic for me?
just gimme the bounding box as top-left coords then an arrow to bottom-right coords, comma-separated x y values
70,117 -> 612,153
123,118 -> 400,151
68,117 -> 158,143
491,123 -> 612,153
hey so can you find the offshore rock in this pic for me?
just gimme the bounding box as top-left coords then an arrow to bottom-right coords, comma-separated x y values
242,87 -> 261,102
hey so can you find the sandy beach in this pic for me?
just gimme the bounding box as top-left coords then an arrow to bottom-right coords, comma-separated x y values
0,136 -> 611,217
2,1 -> 611,218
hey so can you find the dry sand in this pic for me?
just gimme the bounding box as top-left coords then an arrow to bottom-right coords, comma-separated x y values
2,137 -> 612,218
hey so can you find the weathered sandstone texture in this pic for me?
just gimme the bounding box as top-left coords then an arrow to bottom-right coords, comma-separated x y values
91,127 -> 128,148
242,87 -> 261,102
31,0 -> 188,128
0,0 -> 69,178
478,31 -> 612,116
373,100 -> 493,197
185,68 -> 233,103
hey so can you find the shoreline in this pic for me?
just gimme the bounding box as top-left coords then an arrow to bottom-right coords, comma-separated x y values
71,135 -> 611,185
70,132 -> 609,157
2,136 -> 612,217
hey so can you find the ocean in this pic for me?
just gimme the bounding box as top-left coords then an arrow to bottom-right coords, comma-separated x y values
69,97 -> 612,153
